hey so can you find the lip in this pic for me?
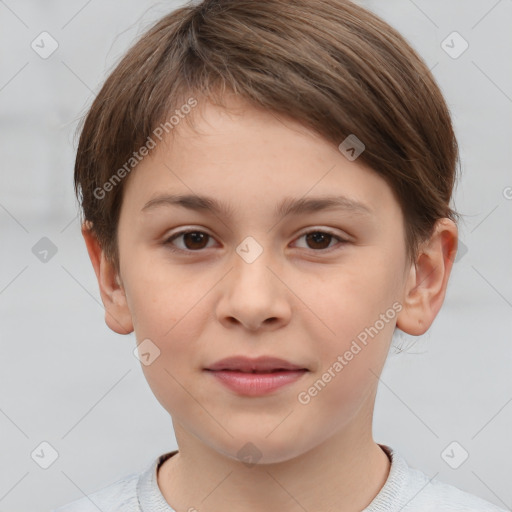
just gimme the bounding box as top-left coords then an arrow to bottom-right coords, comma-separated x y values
203,356 -> 309,396
204,355 -> 308,372
205,369 -> 308,396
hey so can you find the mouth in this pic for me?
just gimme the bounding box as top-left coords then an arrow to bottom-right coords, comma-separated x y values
203,356 -> 309,396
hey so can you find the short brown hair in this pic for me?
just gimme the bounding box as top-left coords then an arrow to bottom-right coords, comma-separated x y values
74,0 -> 459,273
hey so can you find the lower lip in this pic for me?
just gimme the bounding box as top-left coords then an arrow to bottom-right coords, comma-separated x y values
204,370 -> 308,396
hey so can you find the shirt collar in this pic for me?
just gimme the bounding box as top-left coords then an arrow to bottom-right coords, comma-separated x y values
136,444 -> 411,512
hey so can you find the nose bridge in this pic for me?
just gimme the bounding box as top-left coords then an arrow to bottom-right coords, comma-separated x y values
232,235 -> 278,293
235,233 -> 268,266
215,235 -> 291,330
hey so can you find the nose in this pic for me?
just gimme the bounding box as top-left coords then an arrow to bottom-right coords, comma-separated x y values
214,250 -> 292,332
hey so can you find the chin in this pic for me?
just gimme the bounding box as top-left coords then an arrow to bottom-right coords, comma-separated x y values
211,436 -> 308,466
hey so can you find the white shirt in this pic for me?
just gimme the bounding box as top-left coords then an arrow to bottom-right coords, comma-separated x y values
52,444 -> 508,511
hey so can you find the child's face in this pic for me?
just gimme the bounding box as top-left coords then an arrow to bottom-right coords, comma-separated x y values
102,95 -> 415,462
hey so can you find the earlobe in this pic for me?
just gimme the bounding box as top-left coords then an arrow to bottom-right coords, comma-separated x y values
396,218 -> 458,336
81,223 -> 134,335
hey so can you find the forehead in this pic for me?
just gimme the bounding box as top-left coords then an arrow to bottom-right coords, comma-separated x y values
167,95 -> 325,157
120,97 -> 400,224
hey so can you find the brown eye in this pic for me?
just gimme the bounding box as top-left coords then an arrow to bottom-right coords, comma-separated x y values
294,230 -> 347,252
164,228 -> 348,255
304,232 -> 334,250
182,232 -> 209,250
165,230 -> 213,252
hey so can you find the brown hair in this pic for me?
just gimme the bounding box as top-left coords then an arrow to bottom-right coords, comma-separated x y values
74,0 -> 459,273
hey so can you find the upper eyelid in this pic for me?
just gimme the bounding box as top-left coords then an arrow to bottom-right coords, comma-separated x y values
165,226 -> 348,239
164,226 -> 350,248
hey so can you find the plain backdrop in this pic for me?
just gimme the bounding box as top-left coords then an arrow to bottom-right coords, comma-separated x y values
0,1 -> 511,511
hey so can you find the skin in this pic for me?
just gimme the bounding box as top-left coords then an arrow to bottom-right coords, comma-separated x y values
83,94 -> 458,512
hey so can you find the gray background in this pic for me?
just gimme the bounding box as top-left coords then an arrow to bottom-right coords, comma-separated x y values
0,1 -> 511,511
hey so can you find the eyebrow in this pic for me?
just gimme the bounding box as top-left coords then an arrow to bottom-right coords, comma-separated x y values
141,193 -> 372,218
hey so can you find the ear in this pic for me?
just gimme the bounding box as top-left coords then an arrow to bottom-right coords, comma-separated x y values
396,218 -> 458,336
81,222 -> 134,335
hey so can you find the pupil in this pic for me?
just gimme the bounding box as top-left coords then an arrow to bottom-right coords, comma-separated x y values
307,232 -> 330,249
184,232 -> 207,250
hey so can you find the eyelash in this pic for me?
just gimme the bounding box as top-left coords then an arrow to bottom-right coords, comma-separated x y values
163,228 -> 349,255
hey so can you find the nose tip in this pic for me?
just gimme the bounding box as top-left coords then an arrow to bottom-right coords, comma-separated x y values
216,256 -> 292,332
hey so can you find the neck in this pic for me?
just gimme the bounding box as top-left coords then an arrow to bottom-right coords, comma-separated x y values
157,423 -> 391,512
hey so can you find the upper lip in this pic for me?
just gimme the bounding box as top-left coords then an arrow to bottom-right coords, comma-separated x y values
204,356 -> 308,372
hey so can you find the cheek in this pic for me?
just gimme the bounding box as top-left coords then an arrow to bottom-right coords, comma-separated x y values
298,314 -> 394,426
126,255 -> 215,355
302,262 -> 399,391
134,296 -> 214,416
123,253 -> 200,335
310,262 -> 399,336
